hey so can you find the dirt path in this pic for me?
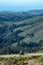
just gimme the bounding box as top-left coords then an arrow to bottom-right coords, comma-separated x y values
0,53 -> 43,58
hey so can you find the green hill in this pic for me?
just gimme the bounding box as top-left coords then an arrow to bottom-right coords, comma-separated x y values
0,11 -> 43,54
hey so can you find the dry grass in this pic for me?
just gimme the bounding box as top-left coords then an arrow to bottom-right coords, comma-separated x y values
0,55 -> 43,65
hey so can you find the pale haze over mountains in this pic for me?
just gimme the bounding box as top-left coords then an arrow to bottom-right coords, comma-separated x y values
0,0 -> 43,11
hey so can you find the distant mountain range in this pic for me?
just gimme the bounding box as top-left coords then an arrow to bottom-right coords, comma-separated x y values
0,10 -> 43,22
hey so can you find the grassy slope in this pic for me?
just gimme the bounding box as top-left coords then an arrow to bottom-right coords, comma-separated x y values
0,16 -> 43,44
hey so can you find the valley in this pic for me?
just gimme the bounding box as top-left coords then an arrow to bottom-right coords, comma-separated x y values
0,10 -> 43,54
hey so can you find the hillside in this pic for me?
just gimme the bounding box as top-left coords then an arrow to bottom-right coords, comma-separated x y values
0,10 -> 43,54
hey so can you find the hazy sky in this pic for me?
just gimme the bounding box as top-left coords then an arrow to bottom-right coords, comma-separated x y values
0,0 -> 43,11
